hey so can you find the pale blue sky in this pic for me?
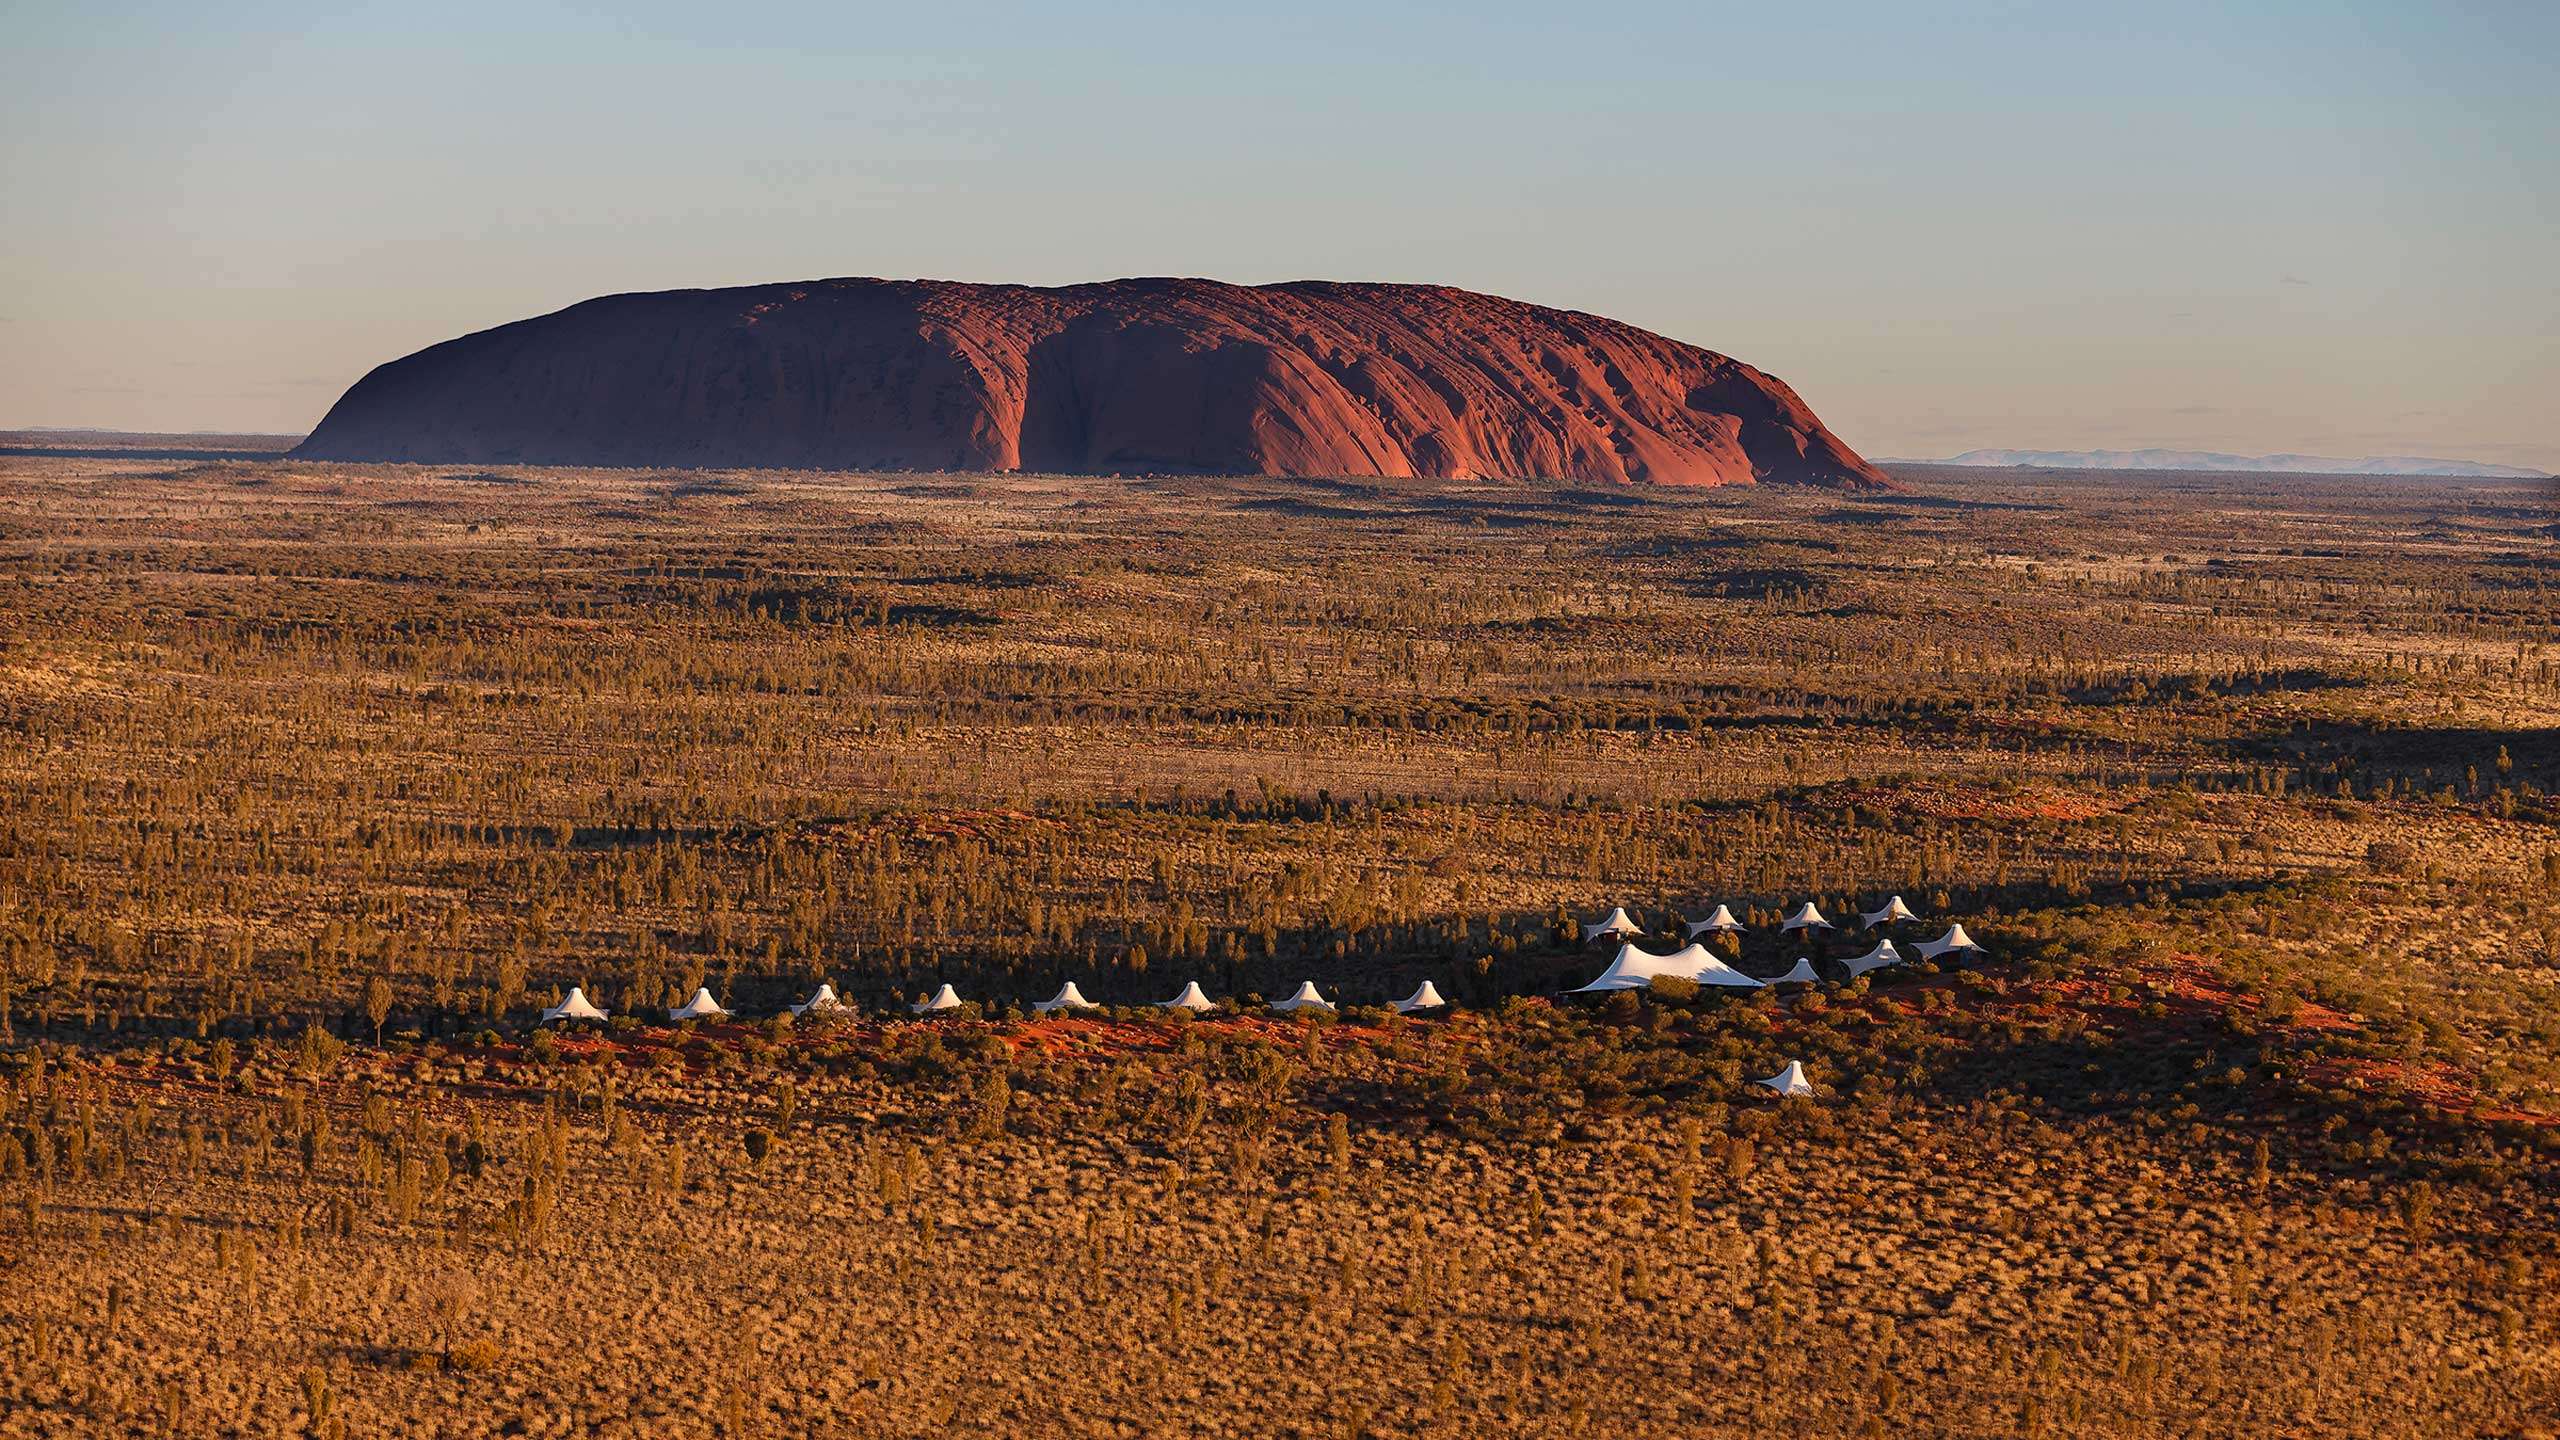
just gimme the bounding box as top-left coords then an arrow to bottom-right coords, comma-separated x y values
4,1 -> 2554,467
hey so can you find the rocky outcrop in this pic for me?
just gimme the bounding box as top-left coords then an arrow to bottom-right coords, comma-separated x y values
297,278 -> 1888,488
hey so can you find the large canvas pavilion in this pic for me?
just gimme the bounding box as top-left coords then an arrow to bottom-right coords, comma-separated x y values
1573,942 -> 1762,994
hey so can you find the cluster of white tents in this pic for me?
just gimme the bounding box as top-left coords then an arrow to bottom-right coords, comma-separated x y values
539,977 -> 1455,1026
1568,895 -> 1991,1104
1572,897 -> 1982,996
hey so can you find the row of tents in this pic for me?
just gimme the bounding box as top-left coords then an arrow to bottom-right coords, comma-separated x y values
537,929 -> 1979,1025
1580,894 -> 1940,943
539,977 -> 1454,1027
539,980 -> 1823,1098
530,893 -> 1981,1032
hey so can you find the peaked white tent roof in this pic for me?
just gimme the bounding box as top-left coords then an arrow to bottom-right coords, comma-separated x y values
1582,907 -> 1644,942
1914,923 -> 1983,960
540,986 -> 608,1024
1033,981 -> 1100,1013
1859,894 -> 1920,928
912,983 -> 963,1014
1769,957 -> 1820,986
1841,939 -> 1904,978
788,982 -> 845,1017
1391,980 -> 1448,1013
1781,902 -> 1833,932
668,987 -> 728,1022
1756,1060 -> 1814,1097
1685,904 -> 1745,937
1573,942 -> 1763,994
1270,981 -> 1335,1013
1159,981 -> 1216,1012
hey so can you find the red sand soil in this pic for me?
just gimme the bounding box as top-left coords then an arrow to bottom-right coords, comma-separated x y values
1839,781 -> 2126,824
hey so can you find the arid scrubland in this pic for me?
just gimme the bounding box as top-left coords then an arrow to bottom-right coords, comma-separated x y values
1,447 -> 2556,1436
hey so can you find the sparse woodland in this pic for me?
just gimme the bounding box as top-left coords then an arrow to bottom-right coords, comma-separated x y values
0,450 -> 2555,1437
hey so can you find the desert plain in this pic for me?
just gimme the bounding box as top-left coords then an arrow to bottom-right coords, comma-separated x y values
0,442 -> 2555,1437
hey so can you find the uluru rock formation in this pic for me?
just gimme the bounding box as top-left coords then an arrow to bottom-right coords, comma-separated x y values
296,278 -> 1888,489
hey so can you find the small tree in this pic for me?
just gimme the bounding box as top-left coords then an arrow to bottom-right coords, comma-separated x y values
362,975 -> 393,1048
2398,1180 -> 2437,1240
295,1024 -> 345,1079
971,1069 -> 1012,1141
300,1367 -> 331,1436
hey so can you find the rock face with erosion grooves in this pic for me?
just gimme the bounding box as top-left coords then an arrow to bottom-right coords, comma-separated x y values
297,278 -> 1889,488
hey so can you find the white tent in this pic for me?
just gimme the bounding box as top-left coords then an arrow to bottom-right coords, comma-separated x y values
1270,981 -> 1335,1014
1769,957 -> 1820,986
1391,980 -> 1448,1013
540,986 -> 608,1024
1159,981 -> 1217,1012
1582,907 -> 1644,942
1033,981 -> 1100,1013
1841,939 -> 1904,978
1914,923 -> 1982,960
1859,895 -> 1919,928
1755,1060 -> 1815,1097
1685,904 -> 1745,937
668,987 -> 728,1022
788,982 -> 845,1017
912,983 -> 963,1014
1573,942 -> 1762,994
1781,902 -> 1833,933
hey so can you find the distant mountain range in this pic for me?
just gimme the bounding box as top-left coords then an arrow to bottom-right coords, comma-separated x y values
1888,448 -> 2548,479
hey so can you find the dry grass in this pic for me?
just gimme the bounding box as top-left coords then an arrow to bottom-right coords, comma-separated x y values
0,450 -> 2556,1436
